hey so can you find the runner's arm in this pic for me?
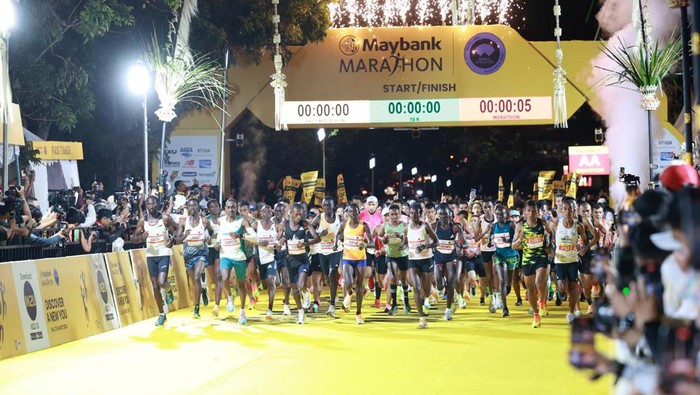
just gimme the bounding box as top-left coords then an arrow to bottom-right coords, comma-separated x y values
511,223 -> 524,250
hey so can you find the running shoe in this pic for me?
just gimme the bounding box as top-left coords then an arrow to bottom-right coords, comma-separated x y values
441,291 -> 447,301
515,298 -> 523,307
226,297 -> 235,313
404,304 -> 412,315
547,292 -> 554,301
586,304 -> 594,315
424,298 -> 431,310
231,285 -> 239,299
302,291 -> 311,309
283,304 -> 292,316
450,303 -> 458,314
327,305 -> 337,318
356,314 -> 365,324
155,314 -> 166,326
444,309 -> 452,321
532,314 -> 541,328
540,305 -> 549,317
566,312 -> 575,324
418,317 -> 428,329
470,286 -> 476,297
384,307 -> 391,314
252,282 -> 260,300
502,307 -> 510,318
485,287 -> 490,298
248,297 -> 256,310
165,288 -> 175,305
374,299 -> 382,308
579,293 -> 586,302
561,292 -> 568,302
527,308 -> 533,315
193,305 -> 201,319
202,287 -> 209,306
266,310 -> 274,321
495,293 -> 503,309
555,293 -> 563,306
389,305 -> 398,316
397,286 -> 404,302
368,277 -> 375,292
211,305 -> 219,318
385,303 -> 392,311
297,310 -> 305,324
574,310 -> 582,318
488,297 -> 496,313
238,312 -> 247,325
312,302 -> 319,313
342,295 -> 351,313
479,296 -> 485,306
457,294 -> 466,309
429,295 -> 438,305
422,305 -> 429,315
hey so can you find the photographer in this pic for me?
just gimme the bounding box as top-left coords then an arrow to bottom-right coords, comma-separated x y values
0,185 -> 37,245
81,209 -> 128,254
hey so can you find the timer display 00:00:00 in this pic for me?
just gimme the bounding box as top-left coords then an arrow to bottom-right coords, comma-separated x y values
296,103 -> 351,118
387,101 -> 442,115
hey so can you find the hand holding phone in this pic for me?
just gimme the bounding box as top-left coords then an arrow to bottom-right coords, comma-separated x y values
569,316 -> 597,369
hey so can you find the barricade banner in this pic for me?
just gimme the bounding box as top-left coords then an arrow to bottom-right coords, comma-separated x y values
498,176 -> 504,202
567,172 -> 579,199
314,178 -> 326,207
283,176 -> 301,203
300,170 -> 319,204
87,255 -> 119,331
35,256 -> 108,347
553,180 -> 565,197
0,263 -> 30,359
170,245 -> 195,310
10,260 -> 49,354
537,171 -> 556,201
104,252 -> 143,326
128,249 -> 160,319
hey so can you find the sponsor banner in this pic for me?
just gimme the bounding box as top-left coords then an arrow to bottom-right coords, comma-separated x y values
170,245 -> 195,311
10,261 -> 50,354
162,135 -> 219,186
0,264 -> 30,359
314,178 -> 327,207
653,122 -> 683,179
128,249 -> 160,319
553,180 -> 565,196
537,171 -> 556,201
31,141 -> 84,160
300,171 -> 319,204
87,255 -> 119,331
282,176 -> 301,203
35,257 -> 107,347
337,174 -> 348,205
568,146 -> 610,176
104,252 -> 143,326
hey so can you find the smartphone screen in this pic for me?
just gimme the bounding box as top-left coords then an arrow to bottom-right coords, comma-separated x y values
658,324 -> 699,394
570,316 -> 597,369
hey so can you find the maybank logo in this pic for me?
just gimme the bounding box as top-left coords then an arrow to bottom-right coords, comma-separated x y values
23,281 -> 37,321
361,36 -> 442,54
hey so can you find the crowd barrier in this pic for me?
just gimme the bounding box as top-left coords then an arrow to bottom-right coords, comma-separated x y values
0,245 -> 195,360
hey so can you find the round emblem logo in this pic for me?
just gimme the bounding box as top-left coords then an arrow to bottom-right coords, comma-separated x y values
464,33 -> 506,75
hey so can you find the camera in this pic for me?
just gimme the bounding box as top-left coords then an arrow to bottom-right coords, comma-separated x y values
619,167 -> 641,187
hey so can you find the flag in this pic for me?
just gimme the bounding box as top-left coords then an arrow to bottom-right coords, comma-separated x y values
337,174 -> 348,205
498,176 -> 504,202
566,172 -> 579,198
314,178 -> 326,207
300,170 -> 318,204
283,176 -> 301,202
507,182 -> 514,208
537,170 -> 556,200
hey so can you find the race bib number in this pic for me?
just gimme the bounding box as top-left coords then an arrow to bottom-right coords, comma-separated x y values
436,240 -> 454,254
493,232 -> 511,249
525,234 -> 544,249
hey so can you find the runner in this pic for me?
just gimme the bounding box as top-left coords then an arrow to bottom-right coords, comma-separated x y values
358,196 -> 383,308
283,203 -> 320,324
336,203 -> 375,324
215,199 -> 253,325
488,205 -> 518,317
423,202 -> 439,306
133,196 -> 177,326
407,202 -> 439,329
508,209 -> 524,307
432,203 -> 466,320
273,202 -> 293,315
177,198 -> 214,319
479,201 -> 496,303
251,205 -> 280,320
238,201 -> 260,310
312,197 -> 344,317
552,197 -> 588,323
377,204 -> 411,315
456,209 -> 484,308
205,199 -> 228,317
577,202 -> 599,315
513,200 -> 553,328
306,210 -> 321,313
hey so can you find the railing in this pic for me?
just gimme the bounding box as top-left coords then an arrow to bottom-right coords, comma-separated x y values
0,241 -> 146,262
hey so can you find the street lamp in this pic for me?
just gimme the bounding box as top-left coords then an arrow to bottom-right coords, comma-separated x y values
317,128 -> 326,180
411,167 -> 417,176
369,156 -> 375,195
446,179 -> 452,187
1,0 -> 16,191
396,163 -> 403,199
129,64 -> 150,196
431,174 -> 437,199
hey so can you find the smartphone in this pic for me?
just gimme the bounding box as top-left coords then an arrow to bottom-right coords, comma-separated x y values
658,324 -> 699,394
569,316 -> 597,369
470,188 -> 477,198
